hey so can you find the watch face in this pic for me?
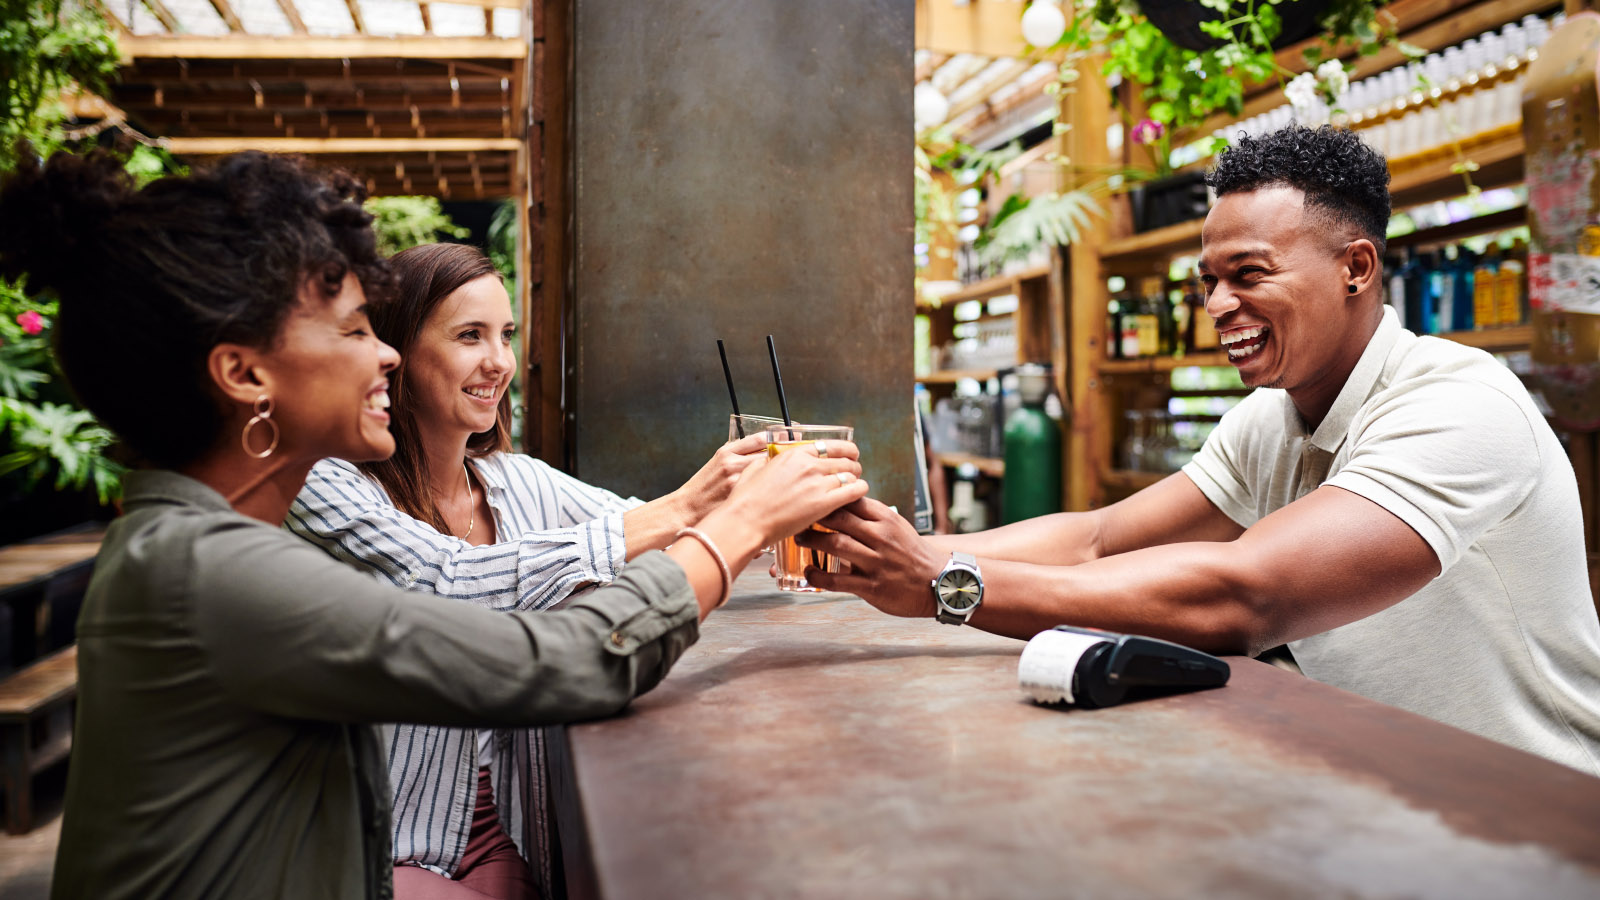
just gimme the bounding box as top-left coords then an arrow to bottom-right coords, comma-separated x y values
937,568 -> 982,612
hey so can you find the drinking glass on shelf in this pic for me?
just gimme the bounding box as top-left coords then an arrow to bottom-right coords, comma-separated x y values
762,423 -> 855,592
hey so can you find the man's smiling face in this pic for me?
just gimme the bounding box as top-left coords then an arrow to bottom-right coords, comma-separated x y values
1197,185 -> 1375,421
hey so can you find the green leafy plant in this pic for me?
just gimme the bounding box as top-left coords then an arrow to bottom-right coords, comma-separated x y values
916,127 -> 1095,293
0,282 -> 125,504
1,0 -> 131,514
0,0 -> 119,168
1045,0 -> 1395,177
976,191 -> 1097,269
365,196 -> 471,257
0,397 -> 120,504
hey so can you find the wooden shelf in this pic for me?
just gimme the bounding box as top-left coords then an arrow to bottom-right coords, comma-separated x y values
1101,218 -> 1206,267
921,264 -> 1050,309
1388,206 -> 1527,251
1387,125 -> 1526,208
1101,468 -> 1169,492
1098,351 -> 1231,374
916,368 -> 998,385
1438,324 -> 1534,353
1091,327 -> 1532,379
935,452 -> 1005,478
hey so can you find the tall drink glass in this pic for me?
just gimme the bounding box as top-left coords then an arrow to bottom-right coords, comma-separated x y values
729,414 -> 787,442
763,423 -> 855,592
730,415 -> 788,553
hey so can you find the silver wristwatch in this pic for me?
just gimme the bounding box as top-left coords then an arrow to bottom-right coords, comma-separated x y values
932,551 -> 984,625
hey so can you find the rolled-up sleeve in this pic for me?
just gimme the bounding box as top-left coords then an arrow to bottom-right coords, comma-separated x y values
285,459 -> 628,611
192,516 -> 700,727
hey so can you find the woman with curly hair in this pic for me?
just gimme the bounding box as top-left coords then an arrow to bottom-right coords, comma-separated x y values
0,149 -> 868,900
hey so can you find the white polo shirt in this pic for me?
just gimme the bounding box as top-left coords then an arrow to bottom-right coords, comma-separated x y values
1184,306 -> 1600,775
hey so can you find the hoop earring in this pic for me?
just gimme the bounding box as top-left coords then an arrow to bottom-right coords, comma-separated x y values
241,394 -> 280,459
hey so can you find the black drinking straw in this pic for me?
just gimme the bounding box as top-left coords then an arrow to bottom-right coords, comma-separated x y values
717,339 -> 744,436
766,334 -> 795,440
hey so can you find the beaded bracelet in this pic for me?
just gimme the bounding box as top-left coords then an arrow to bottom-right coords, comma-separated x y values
675,527 -> 731,609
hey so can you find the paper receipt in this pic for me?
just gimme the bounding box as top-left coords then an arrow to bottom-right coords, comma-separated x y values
1017,629 -> 1110,705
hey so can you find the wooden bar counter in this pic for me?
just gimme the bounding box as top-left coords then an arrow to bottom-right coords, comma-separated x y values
550,561 -> 1600,899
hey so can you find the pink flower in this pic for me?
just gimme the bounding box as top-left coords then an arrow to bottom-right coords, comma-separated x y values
1130,118 -> 1165,146
16,311 -> 44,335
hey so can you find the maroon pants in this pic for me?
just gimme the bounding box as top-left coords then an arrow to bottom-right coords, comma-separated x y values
392,767 -> 537,900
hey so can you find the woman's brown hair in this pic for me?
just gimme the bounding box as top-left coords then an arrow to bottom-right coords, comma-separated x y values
358,242 -> 512,534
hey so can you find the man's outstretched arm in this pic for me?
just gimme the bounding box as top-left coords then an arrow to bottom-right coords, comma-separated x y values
804,483 -> 1438,656
925,471 -> 1246,565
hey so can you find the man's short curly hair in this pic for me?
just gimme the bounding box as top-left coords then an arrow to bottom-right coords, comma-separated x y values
1205,125 -> 1390,256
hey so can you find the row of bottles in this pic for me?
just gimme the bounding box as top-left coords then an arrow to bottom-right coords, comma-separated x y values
1106,276 -> 1221,360
1386,236 -> 1529,336
1214,13 -> 1556,162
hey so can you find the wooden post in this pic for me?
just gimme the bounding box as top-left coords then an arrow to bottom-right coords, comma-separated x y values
527,0 -> 571,466
1062,54 -> 1112,511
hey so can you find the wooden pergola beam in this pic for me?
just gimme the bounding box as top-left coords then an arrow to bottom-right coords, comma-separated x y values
143,0 -> 181,33
915,0 -> 1029,58
128,95 -> 516,112
274,0 -> 308,35
343,0 -> 366,34
121,66 -> 519,84
419,2 -> 433,35
943,59 -> 1034,124
120,35 -> 527,60
208,0 -> 244,32
421,0 -> 518,8
164,136 -> 522,154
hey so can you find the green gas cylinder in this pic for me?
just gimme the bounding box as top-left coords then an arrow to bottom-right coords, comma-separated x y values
1002,365 -> 1062,524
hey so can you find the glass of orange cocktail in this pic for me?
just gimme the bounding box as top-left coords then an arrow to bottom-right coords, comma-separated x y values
763,423 -> 855,591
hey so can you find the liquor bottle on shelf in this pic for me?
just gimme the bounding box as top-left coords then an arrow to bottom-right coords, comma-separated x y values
1386,250 -> 1410,327
1473,247 -> 1500,330
1451,247 -> 1478,332
1107,296 -> 1126,360
1170,285 -> 1191,357
1434,245 -> 1460,333
1120,291 -> 1141,360
1135,277 -> 1163,358
1496,237 -> 1527,326
1407,251 -> 1437,335
1187,276 -> 1220,352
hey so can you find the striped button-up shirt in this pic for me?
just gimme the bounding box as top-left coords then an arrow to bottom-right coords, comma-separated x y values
285,454 -> 641,896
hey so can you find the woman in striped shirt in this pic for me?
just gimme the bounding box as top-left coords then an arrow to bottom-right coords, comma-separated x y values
286,242 -> 771,899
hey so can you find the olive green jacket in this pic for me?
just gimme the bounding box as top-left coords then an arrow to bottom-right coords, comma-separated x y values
52,470 -> 699,899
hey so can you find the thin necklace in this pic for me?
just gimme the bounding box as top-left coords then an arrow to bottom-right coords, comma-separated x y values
461,460 -> 474,540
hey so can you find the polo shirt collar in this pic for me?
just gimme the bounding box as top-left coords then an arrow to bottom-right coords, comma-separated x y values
1300,305 -> 1402,453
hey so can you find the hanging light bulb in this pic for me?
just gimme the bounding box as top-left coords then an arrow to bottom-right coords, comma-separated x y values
914,81 -> 950,130
1020,1 -> 1067,49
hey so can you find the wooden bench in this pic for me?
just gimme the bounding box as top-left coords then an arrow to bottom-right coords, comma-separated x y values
0,524 -> 105,666
0,644 -> 77,834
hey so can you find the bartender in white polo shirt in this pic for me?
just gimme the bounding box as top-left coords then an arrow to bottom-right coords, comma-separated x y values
807,124 -> 1600,776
